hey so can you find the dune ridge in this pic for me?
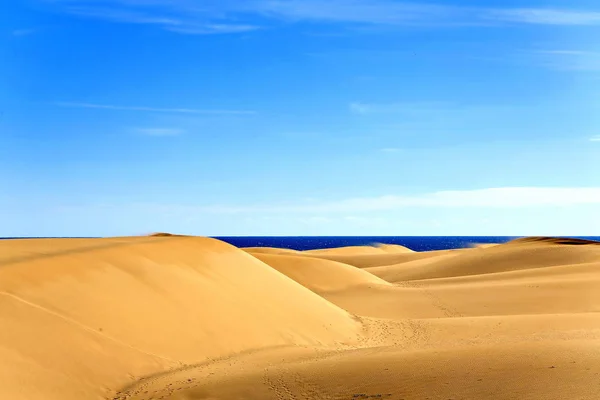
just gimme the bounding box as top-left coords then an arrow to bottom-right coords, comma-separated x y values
508,236 -> 600,246
248,252 -> 391,293
373,243 -> 414,253
242,246 -> 301,255
364,240 -> 600,282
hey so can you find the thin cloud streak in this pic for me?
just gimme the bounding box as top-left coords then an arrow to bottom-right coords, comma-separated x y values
249,0 -> 456,25
535,49 -> 600,71
350,101 -> 456,115
487,8 -> 600,25
112,187 -> 600,216
537,50 -> 592,56
254,187 -> 600,213
166,24 -> 260,34
67,5 -> 260,33
66,6 -> 184,26
44,0 -> 600,34
591,136 -> 600,142
135,128 -> 184,136
54,102 -> 256,115
12,28 -> 38,36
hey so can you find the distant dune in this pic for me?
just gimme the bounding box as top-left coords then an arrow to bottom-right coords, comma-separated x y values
241,246 -> 301,255
373,243 -> 414,253
508,236 -> 600,246
1,235 -> 599,400
303,245 -> 388,255
147,232 -> 189,237
364,239 -> 600,282
298,248 -> 465,268
468,242 -> 501,249
249,252 -> 390,293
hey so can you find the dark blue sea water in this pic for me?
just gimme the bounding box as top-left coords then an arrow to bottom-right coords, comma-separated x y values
2,236 -> 599,253
215,236 -> 600,252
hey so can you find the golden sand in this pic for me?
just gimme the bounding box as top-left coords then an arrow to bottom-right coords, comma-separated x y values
1,235 -> 599,399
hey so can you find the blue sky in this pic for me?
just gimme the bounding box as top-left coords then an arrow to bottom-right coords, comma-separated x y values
2,0 -> 600,237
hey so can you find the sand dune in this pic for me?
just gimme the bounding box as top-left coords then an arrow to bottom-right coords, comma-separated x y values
296,248 -> 464,268
364,240 -> 600,282
158,340 -> 600,400
374,243 -> 414,253
469,242 -> 501,249
241,246 -> 301,255
0,237 -> 359,400
248,252 -> 390,293
2,236 -> 599,400
508,236 -> 600,246
303,245 -> 388,255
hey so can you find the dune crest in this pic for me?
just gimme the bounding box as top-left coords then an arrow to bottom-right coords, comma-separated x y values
374,243 -> 414,253
303,245 -> 387,255
249,252 -> 391,293
147,232 -> 189,237
242,246 -> 301,255
508,236 -> 600,246
364,240 -> 600,282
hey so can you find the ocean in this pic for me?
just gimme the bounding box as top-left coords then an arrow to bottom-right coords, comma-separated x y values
1,236 -> 599,253
215,236 -> 600,252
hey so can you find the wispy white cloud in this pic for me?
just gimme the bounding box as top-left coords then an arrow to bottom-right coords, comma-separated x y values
537,50 -> 591,56
65,5 -> 261,33
54,102 -> 255,115
12,28 -> 37,36
166,24 -> 260,34
42,0 -> 600,34
110,187 -> 600,216
534,49 -> 600,71
266,187 -> 600,213
591,135 -> 600,142
135,128 -> 184,136
249,0 -> 455,25
65,6 -> 183,26
350,101 -> 455,115
487,8 -> 600,25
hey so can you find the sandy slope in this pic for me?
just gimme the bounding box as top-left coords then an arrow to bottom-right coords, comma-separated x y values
242,247 -> 302,255
304,245 -> 388,255
0,237 -> 359,400
295,248 -> 465,268
364,240 -> 600,282
248,252 -> 390,293
1,236 -> 599,400
374,243 -> 415,253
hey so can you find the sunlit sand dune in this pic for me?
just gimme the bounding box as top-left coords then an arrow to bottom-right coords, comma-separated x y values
374,243 -> 414,253
171,340 -> 600,400
304,245 -> 396,255
363,240 -> 600,282
1,236 -> 599,400
509,236 -> 600,246
242,246 -> 302,255
248,252 -> 390,293
297,248 -> 464,268
0,236 -> 359,400
469,242 -> 501,248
